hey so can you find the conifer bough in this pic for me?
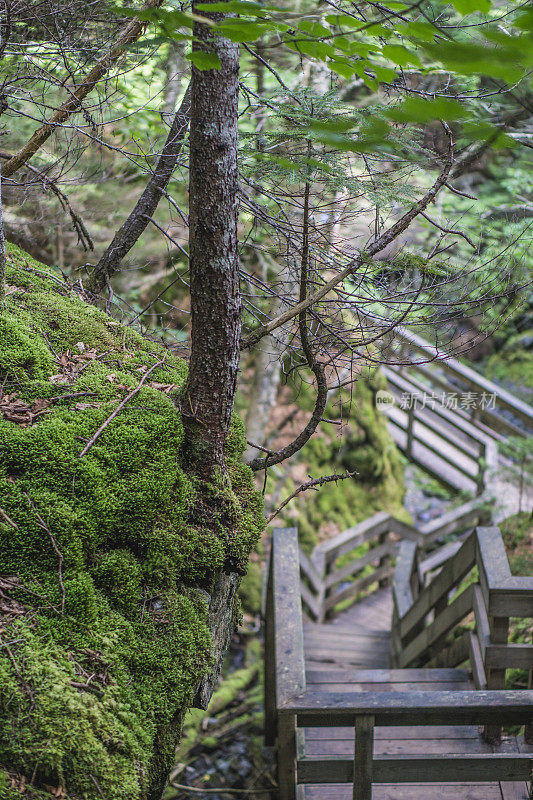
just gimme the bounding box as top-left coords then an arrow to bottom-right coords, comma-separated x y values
2,0 -> 164,179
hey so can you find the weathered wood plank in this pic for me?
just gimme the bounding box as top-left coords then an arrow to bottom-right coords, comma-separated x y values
305,737 -> 493,756
300,580 -> 321,622
399,584 -> 475,667
279,711 -> 297,800
468,631 -> 488,690
314,513 -> 391,564
353,716 -> 374,800
272,528 -> 306,705
286,689 -> 533,727
304,725 -> 483,740
305,669 -> 469,683
306,681 -> 472,693
476,527 -> 513,589
397,534 -> 476,639
299,783 -> 505,799
485,644 -> 533,670
299,548 -> 324,596
418,498 -> 488,544
324,566 -> 395,612
297,753 -> 533,784
324,542 -> 397,590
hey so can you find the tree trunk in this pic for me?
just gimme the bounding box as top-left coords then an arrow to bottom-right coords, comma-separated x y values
87,84 -> 191,295
0,157 -> 5,304
163,41 -> 185,118
180,0 -> 241,478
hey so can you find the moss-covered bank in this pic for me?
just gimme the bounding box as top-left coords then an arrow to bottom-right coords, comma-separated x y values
292,370 -> 409,550
0,245 -> 264,799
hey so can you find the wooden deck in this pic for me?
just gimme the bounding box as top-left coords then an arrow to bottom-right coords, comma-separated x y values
301,587 -> 531,800
265,515 -> 533,800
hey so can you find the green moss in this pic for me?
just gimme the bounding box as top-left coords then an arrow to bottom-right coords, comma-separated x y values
485,342 -> 533,402
0,245 -> 265,799
294,369 -> 408,550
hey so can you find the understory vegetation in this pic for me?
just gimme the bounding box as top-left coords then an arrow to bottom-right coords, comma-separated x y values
0,245 -> 264,799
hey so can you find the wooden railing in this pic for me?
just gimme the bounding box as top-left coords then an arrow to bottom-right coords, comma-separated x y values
264,526 -> 533,800
386,326 -> 533,439
382,365 -> 498,495
392,524 -> 533,739
298,499 -> 488,623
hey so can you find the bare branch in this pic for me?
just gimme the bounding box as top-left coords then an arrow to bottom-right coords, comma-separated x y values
265,471 -> 356,524
2,0 -> 165,179
248,178 -> 328,471
87,83 -> 191,294
79,355 -> 167,458
241,126 -> 454,351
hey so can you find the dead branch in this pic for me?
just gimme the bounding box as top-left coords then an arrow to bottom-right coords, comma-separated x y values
87,83 -> 191,294
0,151 -> 94,251
0,507 -> 17,529
78,355 -> 167,458
241,125 -> 454,351
24,493 -> 65,613
248,179 -> 329,471
2,0 -> 165,179
265,471 -> 356,524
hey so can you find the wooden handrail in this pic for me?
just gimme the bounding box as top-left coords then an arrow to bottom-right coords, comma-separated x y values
265,519 -> 533,800
390,325 -> 533,434
296,500 -> 489,624
391,523 -> 533,745
283,688 -> 533,725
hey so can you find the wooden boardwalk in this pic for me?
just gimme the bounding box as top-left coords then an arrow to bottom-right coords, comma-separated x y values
264,524 -> 533,800
301,587 -> 531,800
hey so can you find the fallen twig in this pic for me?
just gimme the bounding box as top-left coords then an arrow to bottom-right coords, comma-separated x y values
0,507 -> 18,529
266,471 -> 356,524
24,493 -> 66,613
79,355 -> 167,458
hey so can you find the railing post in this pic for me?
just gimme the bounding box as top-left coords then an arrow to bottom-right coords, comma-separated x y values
278,711 -> 297,800
377,530 -> 391,588
354,715 -> 375,800
406,403 -> 415,457
483,615 -> 510,743
264,545 -> 277,747
324,553 -> 335,620
312,549 -> 327,623
476,441 -> 486,497
526,669 -> 533,745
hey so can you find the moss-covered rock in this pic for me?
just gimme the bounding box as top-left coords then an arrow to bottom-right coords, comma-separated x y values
286,369 -> 408,550
0,245 -> 264,799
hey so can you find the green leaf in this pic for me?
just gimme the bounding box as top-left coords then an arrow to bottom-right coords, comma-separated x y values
381,44 -> 421,66
372,65 -> 398,83
422,39 -> 524,82
196,1 -> 266,13
387,97 -> 466,123
186,50 -> 221,70
298,20 -> 331,37
328,58 -> 358,80
215,19 -> 270,42
287,40 -> 336,59
396,21 -> 437,42
451,0 -> 492,15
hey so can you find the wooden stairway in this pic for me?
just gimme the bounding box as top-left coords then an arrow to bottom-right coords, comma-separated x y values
301,587 -> 530,800
264,519 -> 533,800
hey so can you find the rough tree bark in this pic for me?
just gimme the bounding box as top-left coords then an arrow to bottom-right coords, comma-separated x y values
87,84 -> 191,294
179,0 -> 241,479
